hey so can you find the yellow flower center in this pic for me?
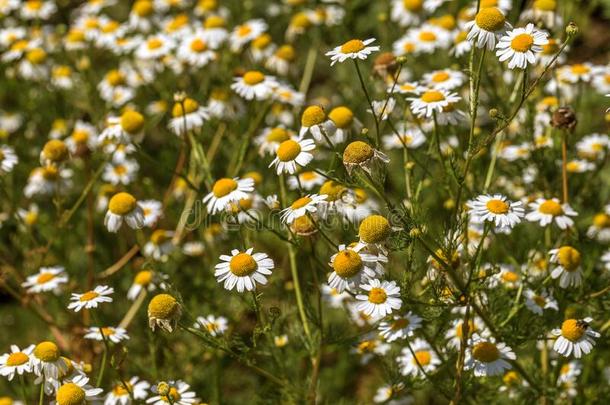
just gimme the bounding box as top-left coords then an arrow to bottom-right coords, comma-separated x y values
319,180 -> 346,202
6,352 -> 29,366
266,127 -> 290,143
161,387 -> 181,402
421,90 -> 445,103
332,250 -> 363,278
402,0 -> 423,11
534,0 -> 556,11
290,12 -> 311,29
112,383 -> 133,396
113,165 -> 127,175
42,140 -> 68,163
148,294 -> 179,319
480,0 -> 498,7
343,141 -> 374,164
501,271 -> 519,283
190,38 -> 207,53
300,171 -> 317,181
301,106 -> 326,127
556,246 -> 581,272
26,48 -> 47,64
291,215 -> 316,234
475,7 -> 506,32
431,72 -> 450,83
101,327 -> 115,336
593,213 -> 610,228
237,25 -> 252,37
571,64 -> 590,75
56,383 -> 85,405
212,178 -> 238,198
243,70 -> 265,85
419,31 -> 437,42
172,98 -> 199,117
538,200 -> 563,216
503,371 -> 520,385
455,320 -> 476,339
120,111 -> 144,134
37,272 -> 56,284
533,295 -> 546,307
392,318 -> 409,330
359,215 -> 391,244
147,38 -> 163,50
42,166 -> 59,180
328,106 -> 353,129
133,0 -> 153,16
229,253 -> 258,276
413,350 -> 431,366
510,33 -> 534,52
108,192 -> 137,215
277,140 -> 302,162
561,319 -> 586,341
276,45 -> 295,61
542,39 -> 558,55
205,15 -> 225,29
486,199 -> 509,214
340,39 -> 365,54
150,229 -> 169,245
472,341 -> 500,363
368,287 -> 388,304
79,291 -> 99,302
251,34 -> 271,50
134,270 -> 153,286
291,196 -> 312,209
34,341 -> 59,362
71,129 -> 89,144
102,21 -> 119,33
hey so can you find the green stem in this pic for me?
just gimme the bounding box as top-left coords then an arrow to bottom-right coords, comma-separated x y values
353,60 -> 380,147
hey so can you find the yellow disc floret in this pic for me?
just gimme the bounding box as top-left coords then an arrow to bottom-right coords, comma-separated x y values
34,341 -> 60,362
108,192 -> 137,215
229,253 -> 258,276
42,140 -> 69,163
212,178 -> 238,198
301,106 -> 326,127
561,319 -> 587,341
472,341 -> 500,363
538,200 -> 563,216
359,215 -> 391,244
486,199 -> 509,214
6,352 -> 29,366
243,71 -> 265,86
475,7 -> 506,32
120,111 -> 144,134
368,287 -> 387,304
332,249 -> 363,278
148,294 -> 180,319
510,33 -> 534,52
56,383 -> 85,405
556,246 -> 581,272
277,140 -> 301,162
343,141 -> 374,164
340,39 -> 365,54
328,106 -> 354,129
172,98 -> 199,117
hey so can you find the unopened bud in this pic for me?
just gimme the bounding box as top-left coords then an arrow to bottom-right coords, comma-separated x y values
396,55 -> 408,65
489,108 -> 499,119
157,382 -> 170,396
566,22 -> 578,37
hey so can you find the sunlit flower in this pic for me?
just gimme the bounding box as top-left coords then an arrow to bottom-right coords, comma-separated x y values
231,70 -> 278,100
409,89 -> 461,118
269,137 -> 316,175
398,338 -> 441,377
146,380 -> 197,405
104,376 -> 150,405
168,98 -> 210,136
280,194 -> 327,224
194,315 -> 228,337
84,327 -> 129,344
0,344 -> 34,381
104,192 -> 145,232
496,23 -> 548,69
328,243 -> 385,293
326,38 -> 379,66
524,289 -> 558,315
552,318 -> 600,358
203,177 -> 254,214
468,194 -> 525,230
68,285 -> 114,312
465,334 -> 515,377
214,248 -> 274,292
549,246 -> 583,288
21,266 -> 68,294
356,279 -> 401,317
465,7 -> 510,50
148,294 -> 182,332
378,311 -> 422,342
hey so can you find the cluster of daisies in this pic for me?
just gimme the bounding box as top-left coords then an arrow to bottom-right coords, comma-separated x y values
1,0 -> 610,403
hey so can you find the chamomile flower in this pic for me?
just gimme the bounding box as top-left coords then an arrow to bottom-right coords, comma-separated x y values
468,194 -> 525,230
326,38 -> 379,66
68,285 -> 114,312
135,35 -> 174,60
299,105 -> 336,141
526,198 -> 577,229
194,315 -> 228,337
409,89 -> 461,118
104,192 -> 145,232
552,318 -> 600,358
65,121 -> 98,154
424,69 -> 466,90
54,375 -> 103,405
102,159 -> 139,185
21,0 -> 56,21
229,19 -> 267,51
31,341 -> 67,380
465,7 -> 510,50
407,24 -> 451,54
214,248 -> 274,293
451,30 -> 472,57
328,243 -> 384,292
445,317 -> 485,349
565,159 -> 595,173
342,140 -> 390,175
549,246 -> 583,288
280,194 -> 327,224
21,266 -> 68,294
148,294 -> 182,332
99,111 -> 145,144
328,106 -> 361,143
177,33 -> 216,67
358,214 -> 393,248
496,24 -> 549,70
524,289 -> 558,315
398,339 -> 441,377
0,145 -> 18,173
269,137 -> 316,175
127,269 -> 165,300
84,327 -> 129,344
356,279 -> 402,317
587,212 -> 610,242
143,229 -> 175,261
576,133 -> 609,160
105,377 -> 150,405
378,311 -> 422,342
465,334 -> 515,377
40,139 -> 69,166
146,380 -> 197,405
287,171 -> 325,190
558,63 -> 594,84
266,44 -> 296,75
390,0 -> 425,26
139,199 -> 162,227
382,123 -> 426,149
167,98 -> 210,136
0,344 -> 34,381
231,70 -> 278,101
254,126 -> 293,156
203,177 -> 254,214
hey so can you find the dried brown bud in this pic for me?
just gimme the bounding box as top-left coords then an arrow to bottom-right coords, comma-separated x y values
373,52 -> 398,76
551,106 -> 577,132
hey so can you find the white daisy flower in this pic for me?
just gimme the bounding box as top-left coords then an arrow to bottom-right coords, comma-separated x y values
467,194 -> 525,230
368,97 -> 396,121
525,198 -> 577,229
378,311 -> 423,342
139,199 -> 163,227
104,192 -> 145,233
287,171 -> 326,191
0,344 -> 34,381
135,34 -> 174,60
280,194 -> 327,224
549,246 -> 583,288
298,105 -> 336,142
445,317 -> 486,350
24,166 -> 73,198
557,63 -> 594,84
214,248 -> 274,293
167,98 -> 210,136
31,341 -> 67,380
229,19 -> 267,51
496,23 -> 549,69
408,89 -> 461,118
524,289 -> 558,315
465,7 -> 510,50
423,69 -> 466,90
203,177 -> 254,214
84,327 -> 130,344
575,133 -> 608,160
328,243 -> 385,293
230,70 -> 278,101
0,145 -> 18,173
552,318 -> 600,358
398,338 -> 441,377
67,285 -> 114,312
21,266 -> 68,294
53,375 -> 103,405
382,123 -> 426,149
65,121 -> 98,154
566,159 -> 595,173
451,30 -> 472,57
406,24 -> 451,54
325,38 -> 379,66
254,126 -> 294,156
105,376 -> 150,405
356,279 -> 402,318
177,33 -> 216,67
465,334 -> 516,377
143,229 -> 175,261
269,138 -> 316,175
127,269 -> 165,300
102,159 -> 139,185
390,0 -> 425,26
194,315 -> 228,337
327,106 -> 361,143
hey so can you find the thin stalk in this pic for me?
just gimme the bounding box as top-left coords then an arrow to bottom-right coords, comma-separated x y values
353,60 -> 380,147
